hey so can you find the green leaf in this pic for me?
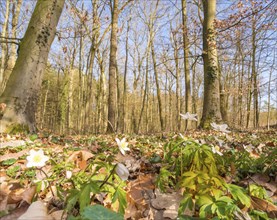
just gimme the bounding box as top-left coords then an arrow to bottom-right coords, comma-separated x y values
180,171 -> 198,189
149,154 -> 162,163
199,203 -> 212,218
1,158 -> 16,166
211,203 -> 217,214
227,184 -> 251,207
250,210 -> 269,220
6,165 -> 20,177
112,187 -> 127,214
196,194 -> 213,207
178,193 -> 194,215
29,134 -> 38,141
156,168 -> 174,192
89,181 -> 100,194
216,196 -> 233,204
82,205 -> 124,220
210,188 -> 224,200
79,184 -> 92,212
66,189 -> 80,212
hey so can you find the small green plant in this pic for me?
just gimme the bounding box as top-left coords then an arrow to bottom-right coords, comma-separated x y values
6,165 -> 21,177
159,138 -> 222,188
157,138 -> 273,219
23,149 -> 128,218
65,161 -> 127,216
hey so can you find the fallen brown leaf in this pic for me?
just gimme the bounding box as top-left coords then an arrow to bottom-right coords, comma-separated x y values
22,186 -> 37,204
125,174 -> 155,219
251,196 -> 277,219
18,201 -> 53,220
0,149 -> 29,162
66,150 -> 94,170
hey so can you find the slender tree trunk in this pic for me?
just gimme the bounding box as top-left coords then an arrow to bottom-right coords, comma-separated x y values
172,30 -> 181,131
0,0 -> 65,133
0,0 -> 10,92
181,0 -> 192,129
123,18 -> 130,133
7,1 -> 22,69
2,0 -> 22,95
237,33 -> 244,127
246,61 -> 252,129
151,39 -> 164,131
199,0 -> 222,129
251,18 -> 259,128
219,64 -> 228,122
138,38 -> 150,133
107,0 -> 118,133
116,64 -> 121,132
267,56 -> 274,130
78,23 -> 84,133
41,80 -> 49,129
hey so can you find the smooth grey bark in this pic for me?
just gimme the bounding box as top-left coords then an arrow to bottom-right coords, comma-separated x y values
107,0 -> 118,133
182,0 -> 192,129
0,0 -> 65,133
199,0 -> 222,129
0,0 -> 10,91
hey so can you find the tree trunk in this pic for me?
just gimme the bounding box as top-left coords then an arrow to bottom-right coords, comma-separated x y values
0,0 -> 65,133
107,0 -> 118,133
218,64 -> 228,122
0,0 -> 10,92
122,18 -> 130,133
199,0 -> 222,129
2,0 -> 22,94
267,53 -> 274,130
138,33 -> 151,133
251,18 -> 259,128
246,61 -> 252,129
181,0 -> 192,129
172,30 -> 181,131
10,1 -> 22,62
151,39 -> 164,131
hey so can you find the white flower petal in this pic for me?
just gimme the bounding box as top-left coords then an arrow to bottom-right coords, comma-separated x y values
66,170 -> 72,179
116,138 -> 129,155
116,163 -> 129,181
211,122 -> 230,133
115,138 -> 120,145
26,149 -> 49,168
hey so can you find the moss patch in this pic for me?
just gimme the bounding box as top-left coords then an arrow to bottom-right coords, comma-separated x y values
5,123 -> 29,134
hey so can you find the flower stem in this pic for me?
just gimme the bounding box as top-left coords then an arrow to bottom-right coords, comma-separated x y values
38,168 -> 55,197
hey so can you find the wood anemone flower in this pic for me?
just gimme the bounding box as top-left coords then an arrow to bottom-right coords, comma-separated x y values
26,149 -> 49,168
115,163 -> 129,181
180,112 -> 198,121
211,122 -> 231,133
212,146 -> 223,156
115,138 -> 130,155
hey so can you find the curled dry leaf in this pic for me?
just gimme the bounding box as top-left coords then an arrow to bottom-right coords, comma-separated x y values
66,150 -> 94,170
50,210 -> 67,220
125,174 -> 155,219
22,186 -> 37,204
6,185 -> 37,206
151,190 -> 183,219
0,149 -> 29,162
251,196 -> 277,219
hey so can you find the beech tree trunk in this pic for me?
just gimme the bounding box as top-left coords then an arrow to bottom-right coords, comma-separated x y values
0,0 -> 65,133
199,0 -> 222,129
0,0 -> 10,92
122,18 -> 130,133
182,0 -> 192,129
107,0 -> 118,133
8,0 -> 22,70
